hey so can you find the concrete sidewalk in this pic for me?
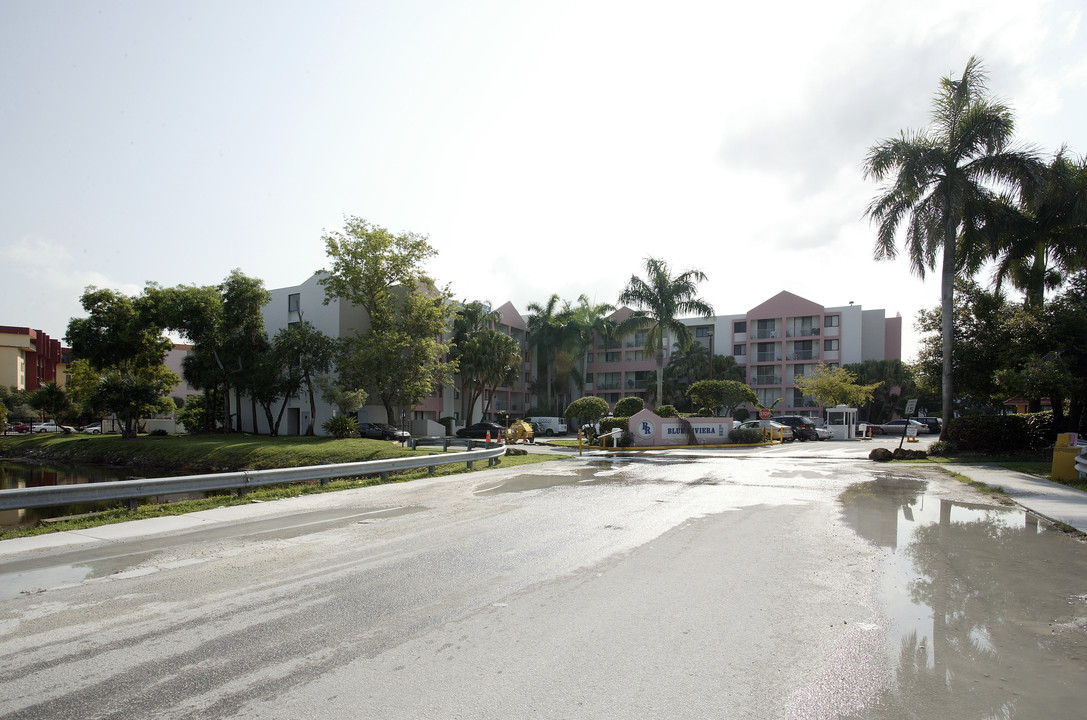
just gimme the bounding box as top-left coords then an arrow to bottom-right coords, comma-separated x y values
951,464 -> 1087,533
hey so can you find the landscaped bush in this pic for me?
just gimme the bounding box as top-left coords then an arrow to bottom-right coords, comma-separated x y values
322,415 -> 359,439
945,412 -> 1055,454
613,397 -> 644,417
732,407 -> 750,422
149,429 -> 169,437
928,440 -> 957,456
617,430 -> 634,447
655,404 -> 677,418
729,428 -> 764,444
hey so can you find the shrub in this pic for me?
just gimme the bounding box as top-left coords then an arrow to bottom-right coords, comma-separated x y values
564,396 -> 610,428
655,404 -> 678,418
322,415 -> 359,439
733,407 -> 750,422
692,408 -> 714,417
729,428 -> 764,444
946,412 -> 1055,454
928,440 -> 956,457
613,397 -> 644,417
598,416 -> 630,447
148,428 -> 169,437
617,430 -> 634,447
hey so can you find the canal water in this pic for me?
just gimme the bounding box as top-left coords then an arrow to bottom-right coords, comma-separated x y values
0,460 -> 178,530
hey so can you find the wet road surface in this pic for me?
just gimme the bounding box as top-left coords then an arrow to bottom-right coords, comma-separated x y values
1,455 -> 1085,719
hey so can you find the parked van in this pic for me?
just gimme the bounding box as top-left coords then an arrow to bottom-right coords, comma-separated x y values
523,416 -> 567,436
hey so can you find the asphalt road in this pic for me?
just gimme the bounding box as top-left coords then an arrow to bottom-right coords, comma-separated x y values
1,449 -> 1085,719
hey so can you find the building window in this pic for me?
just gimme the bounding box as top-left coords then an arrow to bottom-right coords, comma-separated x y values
824,339 -> 839,351
734,321 -> 747,333
824,315 -> 839,328
288,293 -> 300,313
695,326 -> 711,338
605,351 -> 621,363
587,352 -> 594,363
585,373 -> 593,384
734,344 -> 746,356
625,350 -> 645,362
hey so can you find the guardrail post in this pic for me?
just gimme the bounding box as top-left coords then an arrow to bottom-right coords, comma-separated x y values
467,461 -> 474,470
443,438 -> 451,452
428,465 -> 436,475
380,472 -> 389,481
127,498 -> 139,511
408,438 -> 416,450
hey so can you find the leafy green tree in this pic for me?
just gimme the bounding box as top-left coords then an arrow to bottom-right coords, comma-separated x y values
793,364 -> 882,410
66,286 -> 175,438
450,301 -> 502,424
273,321 -> 335,434
914,279 -> 1017,411
0,387 -> 33,422
318,217 -> 453,425
687,380 -> 757,417
564,396 -> 610,430
29,381 -> 72,426
317,375 -> 369,416
863,57 -> 1039,437
91,367 -> 178,435
473,331 -> 523,421
845,359 -> 921,423
617,257 -> 714,408
151,271 -> 271,434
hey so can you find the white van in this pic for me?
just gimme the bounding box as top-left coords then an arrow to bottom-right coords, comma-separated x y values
524,416 -> 567,436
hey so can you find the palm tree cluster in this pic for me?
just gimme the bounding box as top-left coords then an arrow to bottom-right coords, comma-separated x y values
864,56 -> 1087,437
526,294 -> 615,414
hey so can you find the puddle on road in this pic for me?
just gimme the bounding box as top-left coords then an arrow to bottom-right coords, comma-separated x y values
474,464 -> 631,495
840,475 -> 1087,717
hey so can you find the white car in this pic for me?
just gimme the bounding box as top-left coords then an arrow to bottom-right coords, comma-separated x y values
34,421 -> 76,433
82,423 -> 102,434
814,426 -> 834,440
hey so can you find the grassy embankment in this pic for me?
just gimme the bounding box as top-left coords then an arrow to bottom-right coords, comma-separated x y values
0,433 -> 558,539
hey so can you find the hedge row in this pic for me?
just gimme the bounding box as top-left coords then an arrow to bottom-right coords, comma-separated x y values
945,411 -> 1057,454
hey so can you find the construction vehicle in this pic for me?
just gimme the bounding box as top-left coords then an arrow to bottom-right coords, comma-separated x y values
505,419 -> 535,444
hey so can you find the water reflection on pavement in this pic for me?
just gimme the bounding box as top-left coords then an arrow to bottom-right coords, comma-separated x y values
840,474 -> 1087,719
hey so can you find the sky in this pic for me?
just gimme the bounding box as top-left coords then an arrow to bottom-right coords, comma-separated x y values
3,0 -> 1085,361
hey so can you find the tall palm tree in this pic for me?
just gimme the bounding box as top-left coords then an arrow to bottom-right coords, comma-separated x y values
617,257 -> 714,408
989,149 -> 1087,309
863,57 -> 1038,437
565,295 -> 615,397
526,294 -> 564,413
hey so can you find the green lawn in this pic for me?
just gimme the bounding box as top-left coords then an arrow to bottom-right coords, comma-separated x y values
0,433 -> 559,539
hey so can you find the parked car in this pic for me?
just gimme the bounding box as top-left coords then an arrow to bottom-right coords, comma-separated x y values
357,422 -> 410,441
34,421 -> 76,433
913,417 -> 941,434
456,422 -> 506,439
770,415 -> 819,441
82,422 -> 102,434
738,420 -> 794,442
8,422 -> 31,434
814,426 -> 834,440
874,419 -> 928,435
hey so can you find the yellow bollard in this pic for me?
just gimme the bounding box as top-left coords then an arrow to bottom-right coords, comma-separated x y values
1052,433 -> 1081,482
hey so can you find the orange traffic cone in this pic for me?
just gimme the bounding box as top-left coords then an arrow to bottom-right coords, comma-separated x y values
485,431 -> 491,443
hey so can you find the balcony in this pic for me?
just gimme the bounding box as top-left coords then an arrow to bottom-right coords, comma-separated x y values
753,330 -> 778,340
750,375 -> 782,386
755,352 -> 781,362
596,381 -> 622,391
785,328 -> 820,338
787,352 -> 820,361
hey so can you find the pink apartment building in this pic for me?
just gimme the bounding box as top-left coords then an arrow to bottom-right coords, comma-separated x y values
581,292 -> 901,417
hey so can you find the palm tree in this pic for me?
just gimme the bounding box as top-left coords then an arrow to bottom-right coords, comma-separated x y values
526,294 -> 564,413
989,149 -> 1087,309
565,295 -> 615,397
863,57 -> 1039,437
617,257 -> 714,408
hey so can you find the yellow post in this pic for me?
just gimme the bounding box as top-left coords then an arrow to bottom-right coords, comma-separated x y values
1052,433 -> 1081,482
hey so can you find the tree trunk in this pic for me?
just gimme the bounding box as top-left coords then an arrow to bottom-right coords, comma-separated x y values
939,213 -> 957,441
305,373 -> 316,436
655,349 -> 665,410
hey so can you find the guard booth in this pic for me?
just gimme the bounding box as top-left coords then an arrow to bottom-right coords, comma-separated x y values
826,404 -> 858,440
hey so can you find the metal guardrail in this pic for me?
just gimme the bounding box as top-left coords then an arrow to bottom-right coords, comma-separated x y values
0,443 -> 507,512
1076,445 -> 1087,480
